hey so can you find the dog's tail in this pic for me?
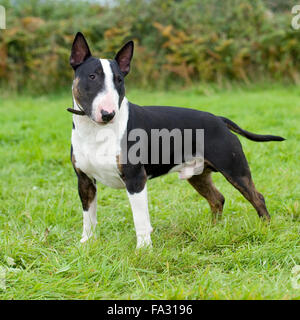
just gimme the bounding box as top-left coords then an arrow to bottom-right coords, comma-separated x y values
220,116 -> 285,142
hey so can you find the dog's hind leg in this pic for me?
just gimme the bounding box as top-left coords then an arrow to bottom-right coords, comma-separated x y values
188,168 -> 225,223
209,134 -> 271,221
223,170 -> 270,221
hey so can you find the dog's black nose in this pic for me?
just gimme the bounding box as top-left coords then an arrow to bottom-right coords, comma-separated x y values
101,110 -> 115,123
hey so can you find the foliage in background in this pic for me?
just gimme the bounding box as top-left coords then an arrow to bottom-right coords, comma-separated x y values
0,0 -> 299,93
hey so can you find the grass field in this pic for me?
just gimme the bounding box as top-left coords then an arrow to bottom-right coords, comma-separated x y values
0,84 -> 299,299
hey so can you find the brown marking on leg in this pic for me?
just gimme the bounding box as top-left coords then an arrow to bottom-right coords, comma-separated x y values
71,152 -> 77,170
71,149 -> 96,211
224,171 -> 270,221
205,128 -> 272,221
77,171 -> 97,211
188,167 -> 225,223
116,154 -> 123,176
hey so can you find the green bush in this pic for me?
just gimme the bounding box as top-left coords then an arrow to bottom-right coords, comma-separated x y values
0,0 -> 299,93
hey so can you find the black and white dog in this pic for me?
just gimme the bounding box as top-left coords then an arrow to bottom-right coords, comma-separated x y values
69,33 -> 284,248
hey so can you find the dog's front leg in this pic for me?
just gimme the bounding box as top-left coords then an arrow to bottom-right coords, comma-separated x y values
123,166 -> 153,248
127,184 -> 153,248
76,171 -> 97,243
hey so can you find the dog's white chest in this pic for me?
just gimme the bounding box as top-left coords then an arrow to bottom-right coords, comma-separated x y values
73,132 -> 124,189
71,101 -> 129,189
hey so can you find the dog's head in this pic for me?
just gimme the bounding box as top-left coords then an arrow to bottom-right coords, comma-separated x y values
69,32 -> 133,124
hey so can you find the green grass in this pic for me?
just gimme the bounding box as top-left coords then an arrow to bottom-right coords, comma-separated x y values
0,84 -> 299,299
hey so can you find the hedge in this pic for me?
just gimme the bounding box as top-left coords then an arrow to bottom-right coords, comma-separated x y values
0,0 -> 299,93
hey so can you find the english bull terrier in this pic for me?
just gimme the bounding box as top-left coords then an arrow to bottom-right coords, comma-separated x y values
68,32 -> 284,248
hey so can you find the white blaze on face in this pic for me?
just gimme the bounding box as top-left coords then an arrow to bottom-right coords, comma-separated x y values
92,59 -> 119,123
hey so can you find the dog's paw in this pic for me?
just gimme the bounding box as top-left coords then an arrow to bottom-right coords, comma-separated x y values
80,233 -> 96,244
136,234 -> 152,249
80,236 -> 90,244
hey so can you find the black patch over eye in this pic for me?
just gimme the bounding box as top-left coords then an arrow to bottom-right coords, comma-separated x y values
89,74 -> 96,80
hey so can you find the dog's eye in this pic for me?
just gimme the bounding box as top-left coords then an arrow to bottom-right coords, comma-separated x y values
89,74 -> 96,80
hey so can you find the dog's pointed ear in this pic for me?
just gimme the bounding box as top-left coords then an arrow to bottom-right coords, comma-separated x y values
70,32 -> 91,70
114,41 -> 134,76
